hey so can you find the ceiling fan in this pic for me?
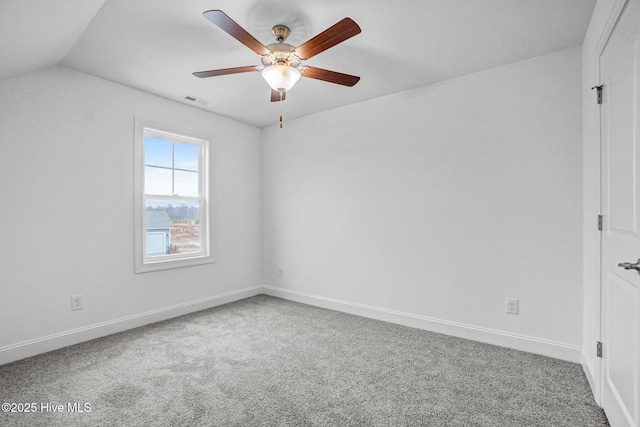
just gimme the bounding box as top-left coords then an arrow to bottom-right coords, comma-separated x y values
193,10 -> 362,106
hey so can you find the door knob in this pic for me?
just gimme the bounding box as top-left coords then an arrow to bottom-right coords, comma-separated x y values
617,258 -> 640,275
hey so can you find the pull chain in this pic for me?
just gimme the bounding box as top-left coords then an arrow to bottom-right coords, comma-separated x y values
279,90 -> 284,128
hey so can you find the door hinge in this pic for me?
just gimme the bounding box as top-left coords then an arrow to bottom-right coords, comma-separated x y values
591,85 -> 603,104
598,215 -> 603,231
597,341 -> 602,358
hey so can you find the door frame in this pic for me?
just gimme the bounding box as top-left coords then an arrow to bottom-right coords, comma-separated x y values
592,0 -> 631,407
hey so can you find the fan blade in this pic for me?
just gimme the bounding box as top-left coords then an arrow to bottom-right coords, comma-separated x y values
203,10 -> 271,56
295,18 -> 361,60
271,89 -> 286,102
193,66 -> 258,78
300,66 -> 360,87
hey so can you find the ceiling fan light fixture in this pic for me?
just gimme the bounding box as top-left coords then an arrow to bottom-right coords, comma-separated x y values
261,64 -> 301,92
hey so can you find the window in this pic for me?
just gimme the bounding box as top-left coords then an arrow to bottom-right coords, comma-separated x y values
134,118 -> 213,273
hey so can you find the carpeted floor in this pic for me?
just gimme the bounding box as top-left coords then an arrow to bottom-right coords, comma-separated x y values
0,295 -> 608,426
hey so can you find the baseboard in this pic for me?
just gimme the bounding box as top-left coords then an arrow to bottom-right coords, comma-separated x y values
2,285 -> 582,366
0,285 -> 262,366
262,285 -> 582,363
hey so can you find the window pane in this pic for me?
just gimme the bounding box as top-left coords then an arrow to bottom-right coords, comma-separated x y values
174,170 -> 199,196
174,143 -> 199,172
146,200 -> 201,256
145,166 -> 172,195
144,136 -> 173,167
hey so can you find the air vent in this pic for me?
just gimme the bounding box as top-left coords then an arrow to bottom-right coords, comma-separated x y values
181,94 -> 209,106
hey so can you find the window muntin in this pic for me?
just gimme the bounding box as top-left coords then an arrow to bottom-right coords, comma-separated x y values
135,119 -> 213,273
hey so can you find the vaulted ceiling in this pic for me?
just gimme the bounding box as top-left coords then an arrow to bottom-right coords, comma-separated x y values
1,0 -> 596,127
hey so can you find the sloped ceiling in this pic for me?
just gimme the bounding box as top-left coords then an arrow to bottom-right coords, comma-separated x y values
0,0 -> 106,81
2,0 -> 595,127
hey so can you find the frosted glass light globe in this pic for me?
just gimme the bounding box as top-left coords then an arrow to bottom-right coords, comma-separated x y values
261,65 -> 301,92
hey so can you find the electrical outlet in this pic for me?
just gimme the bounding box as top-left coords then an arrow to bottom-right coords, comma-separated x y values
506,298 -> 519,315
71,295 -> 84,311
278,267 -> 284,278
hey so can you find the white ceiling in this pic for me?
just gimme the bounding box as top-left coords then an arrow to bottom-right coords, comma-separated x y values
2,0 -> 595,128
0,0 -> 105,81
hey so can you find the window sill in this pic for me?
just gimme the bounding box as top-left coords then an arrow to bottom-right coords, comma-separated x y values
135,254 -> 215,274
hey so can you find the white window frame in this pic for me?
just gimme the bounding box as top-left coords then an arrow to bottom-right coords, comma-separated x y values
134,117 -> 214,273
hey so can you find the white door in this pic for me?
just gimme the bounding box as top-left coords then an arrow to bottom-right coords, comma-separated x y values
600,0 -> 640,425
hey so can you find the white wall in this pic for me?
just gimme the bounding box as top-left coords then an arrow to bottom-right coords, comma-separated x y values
0,46 -> 586,365
0,66 -> 262,363
262,47 -> 583,361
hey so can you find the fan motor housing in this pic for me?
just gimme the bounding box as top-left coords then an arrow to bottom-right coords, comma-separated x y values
262,43 -> 300,67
